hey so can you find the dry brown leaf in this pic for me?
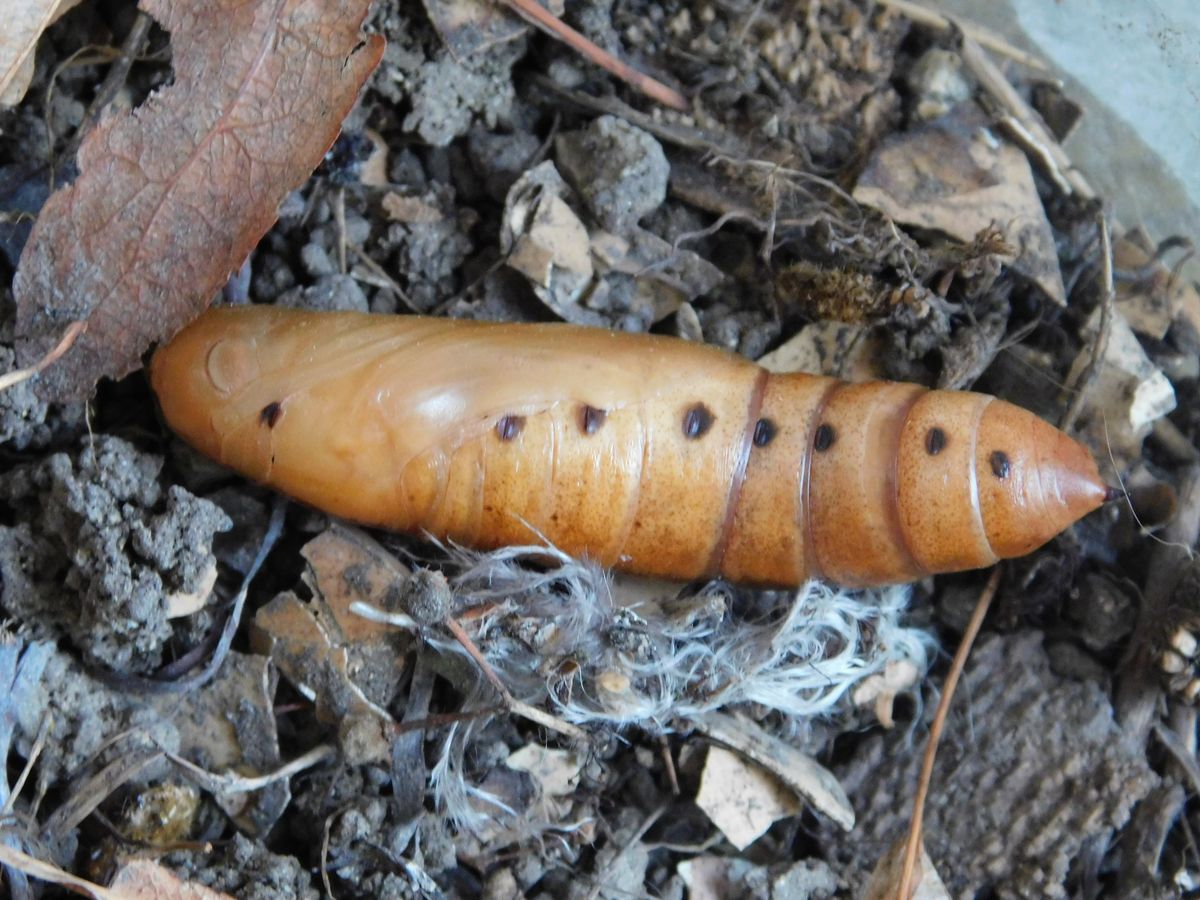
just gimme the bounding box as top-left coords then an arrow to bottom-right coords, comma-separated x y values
854,107 -> 1066,306
0,0 -> 82,107
13,0 -> 384,401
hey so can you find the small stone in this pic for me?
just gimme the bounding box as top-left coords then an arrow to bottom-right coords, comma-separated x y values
555,116 -> 670,232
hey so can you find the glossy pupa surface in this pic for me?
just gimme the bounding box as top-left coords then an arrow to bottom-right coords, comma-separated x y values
150,306 -> 1109,587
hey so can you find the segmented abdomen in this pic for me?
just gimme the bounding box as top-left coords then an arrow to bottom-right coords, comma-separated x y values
149,307 -> 1107,588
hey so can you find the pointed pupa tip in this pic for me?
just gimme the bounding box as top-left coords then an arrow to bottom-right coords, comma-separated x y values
1104,485 -> 1122,503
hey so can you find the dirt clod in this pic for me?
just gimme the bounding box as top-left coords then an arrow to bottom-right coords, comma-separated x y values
0,436 -> 230,671
555,115 -> 670,232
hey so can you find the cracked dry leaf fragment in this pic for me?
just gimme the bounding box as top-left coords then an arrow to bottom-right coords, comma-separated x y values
692,710 -> 855,832
696,745 -> 802,850
13,0 -> 384,401
251,528 -> 414,764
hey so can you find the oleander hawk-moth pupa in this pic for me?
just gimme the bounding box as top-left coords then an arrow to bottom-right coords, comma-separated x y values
149,306 -> 1111,588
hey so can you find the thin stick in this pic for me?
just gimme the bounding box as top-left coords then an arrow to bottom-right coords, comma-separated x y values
1060,212 -> 1114,433
334,186 -> 347,275
0,320 -> 85,392
584,803 -> 667,900
659,735 -> 680,795
959,36 -> 1093,199
349,246 -> 419,313
320,807 -> 338,900
2,715 -> 51,815
60,12 -> 154,164
166,742 -> 336,794
445,616 -> 587,740
877,0 -> 1048,71
500,0 -> 687,111
0,841 -> 125,900
895,567 -> 1002,899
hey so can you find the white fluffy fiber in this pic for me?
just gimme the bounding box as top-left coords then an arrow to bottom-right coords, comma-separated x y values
412,542 -> 935,834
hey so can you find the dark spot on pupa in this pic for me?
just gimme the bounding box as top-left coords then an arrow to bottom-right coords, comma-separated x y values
683,403 -> 714,439
260,402 -> 282,428
925,427 -> 947,456
580,404 -> 607,435
990,450 -> 1011,479
496,415 -> 525,441
753,418 -> 776,447
814,423 -> 835,452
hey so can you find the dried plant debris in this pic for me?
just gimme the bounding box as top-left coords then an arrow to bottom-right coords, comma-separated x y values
1067,305 -> 1177,460
693,710 -> 854,835
378,543 -> 931,846
830,633 -> 1158,897
13,0 -> 383,401
0,634 -> 290,887
655,1 -> 906,170
854,106 -> 1066,306
0,436 -> 230,671
500,156 -> 725,327
165,833 -> 318,900
678,856 -> 840,900
161,651 -> 288,835
1112,228 -> 1200,341
774,262 -> 938,324
0,1 -> 83,107
863,839 -> 951,900
440,545 -> 930,729
757,320 -> 886,382
502,161 -> 596,319
252,528 -> 413,764
695,746 -> 803,851
1,292 -> 85,449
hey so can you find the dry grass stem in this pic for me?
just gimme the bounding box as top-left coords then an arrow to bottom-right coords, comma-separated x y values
501,0 -> 687,110
0,320 -> 85,392
878,0 -> 1048,70
896,567 -> 1002,899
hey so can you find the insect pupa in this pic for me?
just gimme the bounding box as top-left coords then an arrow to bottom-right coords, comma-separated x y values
150,306 -> 1111,588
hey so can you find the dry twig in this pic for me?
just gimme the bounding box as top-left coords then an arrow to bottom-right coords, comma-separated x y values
896,567 -> 1002,899
877,0 -> 1047,70
0,320 -> 85,392
165,743 -> 336,795
1060,212 -> 1114,432
959,36 -> 1094,199
58,12 -> 154,165
444,617 -> 587,740
501,0 -> 687,110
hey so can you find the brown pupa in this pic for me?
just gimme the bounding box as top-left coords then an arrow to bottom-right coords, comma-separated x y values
149,306 -> 1110,588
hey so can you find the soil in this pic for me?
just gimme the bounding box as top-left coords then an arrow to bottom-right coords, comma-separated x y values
1,0 -> 1196,897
